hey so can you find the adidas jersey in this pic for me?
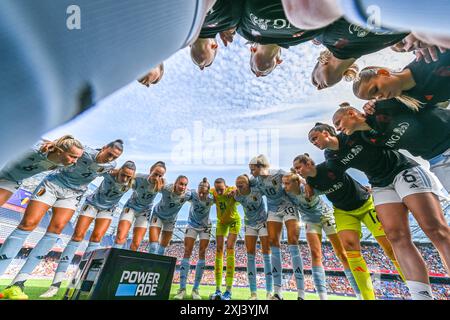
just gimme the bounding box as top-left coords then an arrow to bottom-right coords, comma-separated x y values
85,172 -> 132,211
250,169 -> 291,212
199,0 -> 244,38
210,186 -> 241,224
234,188 -> 267,227
285,191 -> 333,224
318,18 -> 407,59
325,133 -> 418,187
152,184 -> 192,221
237,0 -> 325,48
187,191 -> 214,229
0,143 -> 64,183
364,100 -> 450,160
47,146 -> 116,191
124,174 -> 164,212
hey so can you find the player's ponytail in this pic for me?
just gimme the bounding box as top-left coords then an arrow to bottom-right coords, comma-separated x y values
40,135 -> 83,154
106,139 -> 124,151
354,66 -> 424,112
343,63 -> 359,82
198,177 -> 210,190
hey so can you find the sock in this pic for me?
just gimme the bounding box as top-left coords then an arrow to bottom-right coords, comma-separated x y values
0,229 -> 31,276
86,241 -> 101,253
51,240 -> 80,287
391,259 -> 406,282
247,254 -> 257,293
271,246 -> 282,295
288,244 -> 305,299
148,242 -> 159,254
263,253 -> 273,293
179,258 -> 190,290
12,232 -> 59,286
347,251 -> 375,300
225,249 -> 235,290
157,244 -> 166,255
312,266 -> 328,300
344,268 -> 361,298
214,251 -> 223,290
406,280 -> 433,300
113,242 -> 124,249
193,259 -> 205,290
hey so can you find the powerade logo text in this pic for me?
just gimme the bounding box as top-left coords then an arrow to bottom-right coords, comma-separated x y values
115,271 -> 161,297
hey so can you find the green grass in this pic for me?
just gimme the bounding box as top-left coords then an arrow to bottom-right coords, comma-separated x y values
0,279 -> 356,300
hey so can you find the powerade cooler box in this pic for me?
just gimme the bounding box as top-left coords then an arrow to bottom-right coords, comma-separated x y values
63,248 -> 176,300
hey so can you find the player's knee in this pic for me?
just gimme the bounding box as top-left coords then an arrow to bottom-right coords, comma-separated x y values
90,233 -> 103,243
341,239 -> 359,251
422,224 -> 450,243
184,249 -> 193,258
47,223 -> 65,234
269,237 -> 280,247
18,219 -> 39,231
115,234 -> 127,244
287,235 -> 298,245
198,250 -> 206,260
72,233 -> 84,242
384,228 -> 412,246
310,248 -> 321,261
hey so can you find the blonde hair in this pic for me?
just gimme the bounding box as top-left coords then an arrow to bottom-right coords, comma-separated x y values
236,174 -> 251,185
283,172 -> 301,183
353,66 -> 424,112
343,63 -> 359,82
249,154 -> 270,168
40,135 -> 83,154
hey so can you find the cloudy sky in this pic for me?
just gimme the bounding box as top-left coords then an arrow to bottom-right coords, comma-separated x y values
45,35 -> 416,220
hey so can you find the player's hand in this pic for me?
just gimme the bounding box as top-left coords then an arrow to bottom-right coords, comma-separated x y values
414,46 -> 445,63
219,28 -> 236,47
138,75 -> 151,87
391,34 -> 445,63
155,177 -> 164,191
363,100 -> 377,116
304,184 -> 315,201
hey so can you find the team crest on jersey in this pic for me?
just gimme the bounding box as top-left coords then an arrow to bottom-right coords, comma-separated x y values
250,13 -> 270,31
327,171 -> 336,180
348,24 -> 370,38
271,179 -> 277,186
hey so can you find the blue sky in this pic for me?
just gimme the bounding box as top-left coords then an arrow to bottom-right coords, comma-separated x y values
45,36 -> 417,220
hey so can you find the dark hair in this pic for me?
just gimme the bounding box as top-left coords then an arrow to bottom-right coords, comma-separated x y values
106,139 -> 124,151
121,160 -> 136,171
175,175 -> 189,184
198,177 -> 210,189
214,178 -> 226,185
308,122 -> 337,137
293,153 -> 315,166
339,102 -> 351,108
150,161 -> 166,172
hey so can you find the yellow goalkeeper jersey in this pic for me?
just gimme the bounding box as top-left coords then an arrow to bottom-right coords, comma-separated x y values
210,186 -> 240,224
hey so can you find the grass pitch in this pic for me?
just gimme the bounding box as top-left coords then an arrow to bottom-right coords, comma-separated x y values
0,279 -> 356,300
